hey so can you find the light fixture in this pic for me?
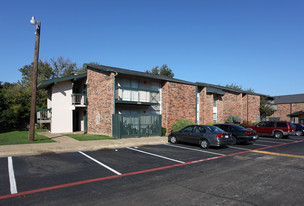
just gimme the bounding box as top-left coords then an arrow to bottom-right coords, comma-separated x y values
30,16 -> 37,25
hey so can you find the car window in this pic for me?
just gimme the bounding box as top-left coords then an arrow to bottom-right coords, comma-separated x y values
217,125 -> 228,131
197,126 -> 206,133
276,122 -> 287,128
256,122 -> 266,127
181,126 -> 193,133
265,122 -> 275,127
288,122 -> 294,128
206,125 -> 224,133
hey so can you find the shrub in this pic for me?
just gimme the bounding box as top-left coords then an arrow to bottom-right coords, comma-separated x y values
171,119 -> 195,132
162,127 -> 167,136
225,115 -> 241,124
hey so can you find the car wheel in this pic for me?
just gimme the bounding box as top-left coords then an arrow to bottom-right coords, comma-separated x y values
296,130 -> 303,136
169,136 -> 177,144
200,139 -> 209,149
274,131 -> 283,139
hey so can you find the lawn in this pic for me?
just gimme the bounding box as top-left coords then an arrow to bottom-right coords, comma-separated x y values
65,133 -> 116,141
0,130 -> 55,145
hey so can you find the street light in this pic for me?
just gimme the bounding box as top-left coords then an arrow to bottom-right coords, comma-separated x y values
29,16 -> 41,141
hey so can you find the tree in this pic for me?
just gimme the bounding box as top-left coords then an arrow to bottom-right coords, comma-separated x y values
0,82 -> 31,129
225,83 -> 254,92
260,96 -> 275,119
146,64 -> 174,78
51,56 -> 78,78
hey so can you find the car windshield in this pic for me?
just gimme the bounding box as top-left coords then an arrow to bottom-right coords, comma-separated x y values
206,125 -> 224,133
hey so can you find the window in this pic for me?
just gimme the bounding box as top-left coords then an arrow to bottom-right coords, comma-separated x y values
181,126 -> 194,133
213,95 -> 218,107
194,126 -> 206,134
213,113 -> 217,123
265,122 -> 275,127
276,122 -> 287,128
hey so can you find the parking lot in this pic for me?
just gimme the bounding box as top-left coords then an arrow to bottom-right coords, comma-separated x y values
1,136 -> 304,205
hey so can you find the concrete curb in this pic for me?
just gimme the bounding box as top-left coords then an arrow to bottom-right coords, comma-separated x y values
0,133 -> 168,157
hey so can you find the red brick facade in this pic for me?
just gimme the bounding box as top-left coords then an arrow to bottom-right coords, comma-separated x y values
86,68 -> 262,136
272,103 -> 304,121
199,88 -> 213,124
87,68 -> 114,135
243,95 -> 260,122
161,82 -> 196,132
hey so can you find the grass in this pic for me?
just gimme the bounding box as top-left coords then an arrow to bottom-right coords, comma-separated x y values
65,133 -> 116,141
0,130 -> 55,145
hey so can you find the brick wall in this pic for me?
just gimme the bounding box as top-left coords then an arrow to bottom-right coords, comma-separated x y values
87,68 -> 114,135
199,88 -> 213,124
273,103 -> 304,121
162,82 -> 196,132
198,90 -> 260,124
222,92 -> 242,122
246,95 -> 260,122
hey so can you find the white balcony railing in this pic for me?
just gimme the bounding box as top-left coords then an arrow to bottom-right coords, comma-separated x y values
115,87 -> 160,104
72,93 -> 87,106
37,109 -> 52,123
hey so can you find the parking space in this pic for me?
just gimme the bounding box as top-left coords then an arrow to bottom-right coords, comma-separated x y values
11,152 -> 115,193
1,136 -> 304,200
0,158 -> 10,196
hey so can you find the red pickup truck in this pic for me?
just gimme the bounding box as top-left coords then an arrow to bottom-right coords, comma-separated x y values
246,121 -> 295,139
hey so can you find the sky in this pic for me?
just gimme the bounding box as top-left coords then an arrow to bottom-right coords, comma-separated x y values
0,0 -> 303,96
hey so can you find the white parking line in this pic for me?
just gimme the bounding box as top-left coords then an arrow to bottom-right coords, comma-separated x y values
253,143 -> 273,147
228,146 -> 252,151
8,157 -> 17,194
78,151 -> 122,175
257,140 -> 281,144
164,144 -> 225,156
126,147 -> 185,164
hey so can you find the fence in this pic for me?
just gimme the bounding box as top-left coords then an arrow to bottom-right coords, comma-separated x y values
112,114 -> 162,138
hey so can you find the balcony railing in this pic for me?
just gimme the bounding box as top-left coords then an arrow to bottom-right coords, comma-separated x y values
37,108 -> 52,123
115,87 -> 160,105
72,93 -> 87,106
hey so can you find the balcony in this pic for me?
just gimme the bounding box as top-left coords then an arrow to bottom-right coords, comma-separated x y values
72,93 -> 87,107
37,108 -> 52,123
115,87 -> 160,105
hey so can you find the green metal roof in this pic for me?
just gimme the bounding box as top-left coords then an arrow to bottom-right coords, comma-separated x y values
37,63 -> 271,99
85,64 -> 195,85
37,73 -> 87,89
287,110 -> 304,117
196,82 -> 272,97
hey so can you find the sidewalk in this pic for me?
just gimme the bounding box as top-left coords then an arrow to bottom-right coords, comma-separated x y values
0,132 -> 167,157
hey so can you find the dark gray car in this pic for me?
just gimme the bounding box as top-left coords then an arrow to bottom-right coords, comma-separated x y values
168,125 -> 233,149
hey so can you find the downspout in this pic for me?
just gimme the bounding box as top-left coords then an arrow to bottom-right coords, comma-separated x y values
290,103 -> 292,121
113,72 -> 118,138
113,72 -> 118,114
247,95 -> 249,122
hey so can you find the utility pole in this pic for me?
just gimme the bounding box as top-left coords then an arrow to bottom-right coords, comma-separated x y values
29,16 -> 41,141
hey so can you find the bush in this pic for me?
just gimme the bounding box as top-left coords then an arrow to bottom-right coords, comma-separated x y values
225,115 -> 241,124
240,121 -> 257,127
171,119 -> 195,132
162,127 -> 167,136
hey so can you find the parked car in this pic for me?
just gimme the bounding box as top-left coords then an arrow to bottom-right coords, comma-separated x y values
293,123 -> 304,136
168,125 -> 233,149
246,121 -> 295,139
215,124 -> 257,144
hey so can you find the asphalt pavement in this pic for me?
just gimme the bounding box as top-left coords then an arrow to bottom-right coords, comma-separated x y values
0,132 -> 167,157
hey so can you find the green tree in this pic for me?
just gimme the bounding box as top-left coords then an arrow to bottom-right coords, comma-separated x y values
146,64 -> 174,78
225,83 -> 254,92
51,56 -> 78,78
260,96 -> 275,118
0,82 -> 31,129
